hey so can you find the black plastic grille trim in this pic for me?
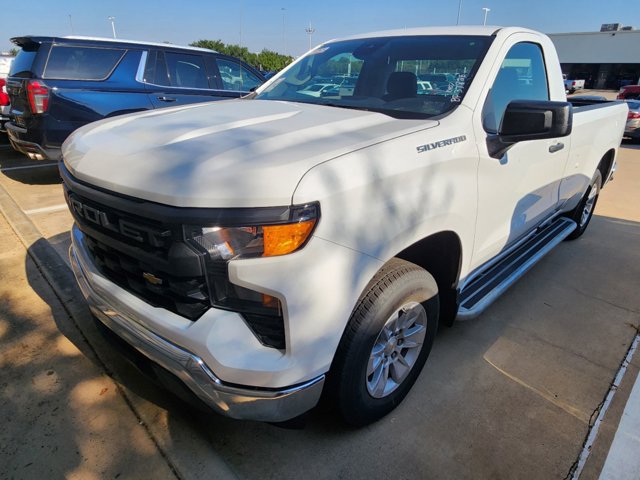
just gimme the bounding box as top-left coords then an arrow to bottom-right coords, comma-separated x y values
85,235 -> 210,320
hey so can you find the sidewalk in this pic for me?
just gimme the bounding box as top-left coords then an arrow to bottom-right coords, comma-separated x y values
0,213 -> 179,479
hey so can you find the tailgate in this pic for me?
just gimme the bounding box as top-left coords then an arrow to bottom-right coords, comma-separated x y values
7,38 -> 47,126
6,78 -> 30,125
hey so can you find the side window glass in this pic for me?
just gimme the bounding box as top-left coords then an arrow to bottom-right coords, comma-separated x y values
217,59 -> 262,91
164,52 -> 208,89
239,65 -> 263,91
153,52 -> 170,86
143,51 -> 156,83
482,42 -> 549,133
43,46 -> 125,80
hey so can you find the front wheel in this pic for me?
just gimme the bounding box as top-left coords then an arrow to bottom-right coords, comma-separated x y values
326,258 -> 439,426
565,170 -> 602,240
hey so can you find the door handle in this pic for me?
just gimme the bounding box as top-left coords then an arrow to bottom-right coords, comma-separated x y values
548,142 -> 564,153
157,96 -> 177,102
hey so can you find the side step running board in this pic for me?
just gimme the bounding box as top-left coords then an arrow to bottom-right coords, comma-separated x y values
457,217 -> 577,320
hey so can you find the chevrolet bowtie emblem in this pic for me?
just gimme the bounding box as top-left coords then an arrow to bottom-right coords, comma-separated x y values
143,272 -> 163,285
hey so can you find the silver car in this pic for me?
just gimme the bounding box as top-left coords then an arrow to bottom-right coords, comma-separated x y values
624,100 -> 640,141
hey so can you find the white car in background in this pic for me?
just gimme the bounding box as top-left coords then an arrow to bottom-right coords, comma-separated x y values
299,83 -> 338,97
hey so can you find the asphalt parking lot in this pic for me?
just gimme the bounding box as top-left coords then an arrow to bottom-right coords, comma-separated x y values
0,127 -> 639,479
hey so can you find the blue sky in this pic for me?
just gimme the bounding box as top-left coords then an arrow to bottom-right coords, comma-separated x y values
3,0 -> 639,57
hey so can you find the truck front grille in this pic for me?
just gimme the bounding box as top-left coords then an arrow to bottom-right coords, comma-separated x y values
84,235 -> 210,320
65,189 -> 211,321
61,163 -> 287,349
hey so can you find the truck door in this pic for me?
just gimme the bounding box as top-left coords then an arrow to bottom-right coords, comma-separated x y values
471,39 -> 570,267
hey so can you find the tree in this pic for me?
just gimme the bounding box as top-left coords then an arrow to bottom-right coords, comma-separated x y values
9,47 -> 18,56
190,39 -> 293,72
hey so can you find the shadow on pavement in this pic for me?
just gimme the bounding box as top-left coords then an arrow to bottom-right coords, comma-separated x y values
0,162 -> 61,186
621,139 -> 640,150
0,244 -> 175,478
18,212 -> 640,479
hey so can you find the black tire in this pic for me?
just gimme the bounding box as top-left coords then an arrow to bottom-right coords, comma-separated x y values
565,169 -> 602,240
326,258 -> 439,426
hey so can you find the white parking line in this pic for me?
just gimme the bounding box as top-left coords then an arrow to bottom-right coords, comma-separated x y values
599,336 -> 640,480
23,203 -> 69,215
0,162 -> 58,172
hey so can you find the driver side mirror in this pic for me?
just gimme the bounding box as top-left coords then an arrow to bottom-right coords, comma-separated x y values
487,100 -> 573,159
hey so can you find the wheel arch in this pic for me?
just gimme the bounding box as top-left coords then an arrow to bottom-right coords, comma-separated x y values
394,230 -> 463,326
598,148 -> 616,185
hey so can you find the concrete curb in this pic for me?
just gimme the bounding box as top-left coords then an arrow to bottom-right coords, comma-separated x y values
0,180 -> 185,480
0,179 -> 88,320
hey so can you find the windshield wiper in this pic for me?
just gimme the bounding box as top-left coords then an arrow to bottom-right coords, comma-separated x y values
321,102 -> 434,120
320,102 -> 375,113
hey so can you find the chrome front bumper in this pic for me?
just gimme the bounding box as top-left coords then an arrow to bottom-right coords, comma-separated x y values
69,229 -> 325,422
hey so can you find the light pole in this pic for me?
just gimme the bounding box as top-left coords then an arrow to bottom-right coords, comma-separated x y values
305,22 -> 315,52
482,7 -> 491,26
108,16 -> 117,38
68,14 -> 74,35
456,0 -> 463,25
239,1 -> 244,47
281,8 -> 286,55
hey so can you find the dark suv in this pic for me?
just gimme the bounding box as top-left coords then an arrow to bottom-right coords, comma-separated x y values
5,36 -> 265,160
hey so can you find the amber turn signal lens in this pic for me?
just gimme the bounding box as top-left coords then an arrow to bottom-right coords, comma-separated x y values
263,220 -> 316,256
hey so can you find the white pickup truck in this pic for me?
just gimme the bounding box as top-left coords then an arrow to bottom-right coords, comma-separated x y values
62,26 -> 627,426
563,74 -> 585,94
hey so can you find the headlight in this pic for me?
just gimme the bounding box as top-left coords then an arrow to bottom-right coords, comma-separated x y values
184,203 -> 320,350
189,203 -> 319,261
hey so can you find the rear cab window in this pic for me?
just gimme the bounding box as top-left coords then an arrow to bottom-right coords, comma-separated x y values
43,45 -> 126,80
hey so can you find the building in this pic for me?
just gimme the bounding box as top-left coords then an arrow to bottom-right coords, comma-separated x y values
548,26 -> 640,90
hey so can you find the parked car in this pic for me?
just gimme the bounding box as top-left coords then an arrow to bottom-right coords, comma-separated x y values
417,80 -> 434,93
5,36 -> 265,160
419,73 -> 453,90
624,100 -> 640,141
64,26 -> 626,426
320,85 -> 341,97
299,83 -> 337,97
0,55 -> 14,132
331,75 -> 357,95
563,74 -> 585,94
617,85 -> 640,100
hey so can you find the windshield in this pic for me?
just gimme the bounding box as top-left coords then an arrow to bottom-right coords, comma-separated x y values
256,35 -> 493,119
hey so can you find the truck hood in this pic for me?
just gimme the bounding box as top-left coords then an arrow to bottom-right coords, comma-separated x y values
63,99 -> 437,208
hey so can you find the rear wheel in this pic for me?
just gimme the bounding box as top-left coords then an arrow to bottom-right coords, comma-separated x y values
565,170 -> 602,240
326,258 -> 439,426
